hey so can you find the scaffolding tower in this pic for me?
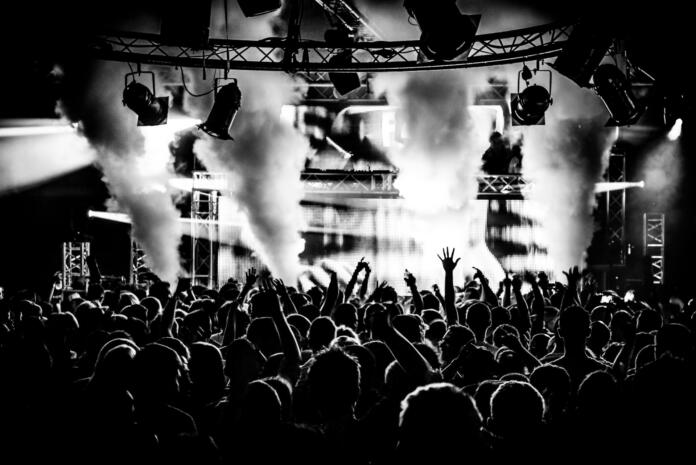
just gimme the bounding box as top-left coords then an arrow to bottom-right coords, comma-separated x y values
129,240 -> 148,285
605,152 -> 627,265
61,241 -> 90,290
191,172 -> 225,288
643,213 -> 665,285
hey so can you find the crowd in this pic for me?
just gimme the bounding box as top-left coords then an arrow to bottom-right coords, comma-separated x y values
1,248 -> 695,464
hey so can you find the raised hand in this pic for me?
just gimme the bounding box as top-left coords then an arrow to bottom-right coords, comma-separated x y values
438,247 -> 461,273
432,284 -> 441,295
356,257 -> 370,273
503,272 -> 512,289
245,267 -> 258,287
472,267 -> 488,284
563,266 -> 581,287
270,278 -> 289,299
512,274 -> 523,293
404,269 -> 417,287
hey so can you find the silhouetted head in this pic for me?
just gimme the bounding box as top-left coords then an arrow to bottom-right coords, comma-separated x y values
489,381 -> 545,439
637,309 -> 663,332
440,325 -> 475,364
262,375 -> 293,421
656,323 -> 692,359
133,342 -> 184,402
529,364 -> 571,419
287,313 -> 311,339
308,316 -> 336,353
92,343 -> 137,392
422,293 -> 440,311
149,281 -> 171,307
466,303 -> 492,339
223,338 -> 266,383
558,306 -> 591,350
189,342 -> 225,402
307,347 -> 360,420
529,333 -> 551,359
392,314 -> 424,343
577,369 -> 619,419
425,319 -> 447,345
474,380 -> 503,421
420,309 -> 442,325
298,304 -> 320,322
240,380 -> 281,427
246,317 -> 281,358
589,320 -> 611,357
490,306 -> 511,330
140,296 -> 162,322
398,383 -> 483,461
333,303 -> 358,331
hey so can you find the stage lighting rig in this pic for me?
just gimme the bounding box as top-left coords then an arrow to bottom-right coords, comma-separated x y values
511,65 -> 553,126
122,72 -> 169,126
592,64 -> 643,126
550,20 -> 613,88
199,78 -> 242,140
325,28 -> 361,97
403,0 -> 481,61
237,0 -> 281,17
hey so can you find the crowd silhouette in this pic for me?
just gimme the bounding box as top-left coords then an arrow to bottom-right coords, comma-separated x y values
1,248 -> 695,464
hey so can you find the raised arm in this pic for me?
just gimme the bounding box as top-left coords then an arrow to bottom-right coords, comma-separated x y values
530,274 -> 546,335
404,269 -> 424,314
513,275 -> 531,335
502,273 -> 512,307
272,278 -> 297,315
344,258 -> 368,302
561,267 -> 581,311
358,264 -> 372,301
268,280 -> 302,382
473,267 -> 499,307
438,247 -> 460,327
371,304 -> 434,384
320,270 -> 339,316
238,268 -> 258,304
501,331 -> 541,370
162,278 -> 188,337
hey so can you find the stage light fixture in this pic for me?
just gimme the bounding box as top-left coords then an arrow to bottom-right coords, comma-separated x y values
122,72 -> 169,126
550,21 -> 613,88
592,64 -> 643,126
403,0 -> 481,61
237,0 -> 281,17
511,65 -> 553,126
325,29 -> 361,97
199,78 -> 242,140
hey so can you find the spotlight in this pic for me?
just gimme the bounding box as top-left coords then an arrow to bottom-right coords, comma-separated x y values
550,20 -> 613,88
237,0 -> 281,17
122,72 -> 169,126
403,0 -> 481,61
511,66 -> 553,126
667,118 -> 682,141
199,78 -> 242,140
325,29 -> 361,97
592,64 -> 643,126
663,91 -> 687,129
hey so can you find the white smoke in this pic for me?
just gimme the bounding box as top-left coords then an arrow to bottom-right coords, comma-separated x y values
57,60 -> 183,283
183,7 -> 308,282
519,71 -> 617,277
373,69 -> 504,285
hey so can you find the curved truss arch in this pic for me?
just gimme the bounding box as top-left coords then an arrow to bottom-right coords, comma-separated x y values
88,21 -> 574,73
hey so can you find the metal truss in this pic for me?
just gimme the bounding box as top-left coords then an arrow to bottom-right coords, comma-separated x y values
190,172 -> 222,288
312,0 -> 383,41
62,241 -> 90,290
89,21 -> 573,72
302,169 -> 398,197
129,240 -> 149,285
477,175 -> 531,198
643,213 -> 665,285
605,152 -> 627,265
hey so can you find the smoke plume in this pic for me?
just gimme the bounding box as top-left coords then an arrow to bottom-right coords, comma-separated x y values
57,60 -> 183,282
373,69 -> 504,284
183,6 -> 308,282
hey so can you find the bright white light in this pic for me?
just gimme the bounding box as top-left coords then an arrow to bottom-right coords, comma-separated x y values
0,119 -> 76,138
668,118 -> 683,141
139,117 -> 201,178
